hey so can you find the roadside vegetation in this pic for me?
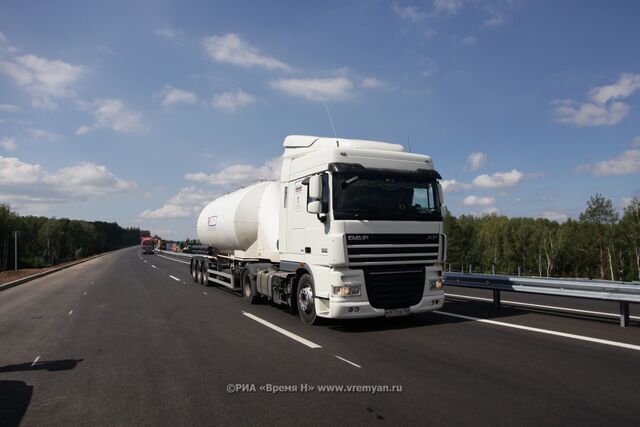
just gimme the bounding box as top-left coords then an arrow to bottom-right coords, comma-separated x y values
444,194 -> 640,282
0,204 -> 144,271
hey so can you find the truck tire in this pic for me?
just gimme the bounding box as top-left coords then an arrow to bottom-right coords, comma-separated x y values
200,262 -> 208,286
242,269 -> 259,304
296,274 -> 317,325
191,260 -> 198,282
196,261 -> 203,283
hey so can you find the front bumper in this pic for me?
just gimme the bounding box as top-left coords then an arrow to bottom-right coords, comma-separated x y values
325,291 -> 444,319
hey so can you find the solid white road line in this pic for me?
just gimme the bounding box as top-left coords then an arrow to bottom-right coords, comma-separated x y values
169,275 -> 181,282
242,311 -> 322,349
68,310 -> 73,315
334,355 -> 362,368
434,310 -> 640,352
445,292 -> 640,321
31,355 -> 40,367
151,265 -> 157,269
156,253 -> 191,265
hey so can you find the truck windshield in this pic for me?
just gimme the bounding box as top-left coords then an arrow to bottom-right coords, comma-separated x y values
332,173 -> 441,221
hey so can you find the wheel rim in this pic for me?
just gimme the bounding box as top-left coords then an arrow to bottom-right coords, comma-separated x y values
298,285 -> 314,313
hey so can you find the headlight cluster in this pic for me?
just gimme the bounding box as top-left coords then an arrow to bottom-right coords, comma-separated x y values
332,282 -> 361,297
430,279 -> 443,290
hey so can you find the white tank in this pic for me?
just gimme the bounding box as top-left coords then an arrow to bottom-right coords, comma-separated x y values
196,182 -> 280,261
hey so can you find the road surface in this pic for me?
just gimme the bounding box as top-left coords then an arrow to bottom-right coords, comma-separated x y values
1,247 -> 639,426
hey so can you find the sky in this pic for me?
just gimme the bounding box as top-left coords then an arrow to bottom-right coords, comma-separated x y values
1,0 -> 639,239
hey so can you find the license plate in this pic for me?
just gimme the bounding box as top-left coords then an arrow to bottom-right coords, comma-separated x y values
385,308 -> 411,318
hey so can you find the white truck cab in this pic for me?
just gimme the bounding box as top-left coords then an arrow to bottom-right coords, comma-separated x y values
277,135 -> 445,323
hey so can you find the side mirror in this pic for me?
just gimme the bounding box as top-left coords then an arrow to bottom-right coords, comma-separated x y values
437,182 -> 444,206
309,174 -> 322,199
307,200 -> 323,214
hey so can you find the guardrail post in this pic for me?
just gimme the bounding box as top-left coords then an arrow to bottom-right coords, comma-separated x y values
620,302 -> 630,328
492,289 -> 501,309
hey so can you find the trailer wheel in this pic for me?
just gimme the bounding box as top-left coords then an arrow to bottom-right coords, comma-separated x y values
242,269 -> 259,304
191,260 -> 198,282
200,262 -> 208,286
195,261 -> 202,283
296,274 -> 317,325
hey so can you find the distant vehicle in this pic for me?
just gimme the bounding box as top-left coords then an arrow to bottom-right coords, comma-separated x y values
141,238 -> 155,254
188,135 -> 446,324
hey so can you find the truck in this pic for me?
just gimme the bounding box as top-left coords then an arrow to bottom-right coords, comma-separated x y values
141,237 -> 155,254
189,135 -> 446,324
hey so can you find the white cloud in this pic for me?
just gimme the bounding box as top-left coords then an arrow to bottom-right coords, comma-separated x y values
463,195 -> 496,206
473,169 -> 524,188
27,128 -> 59,141
482,207 -> 500,215
631,136 -> 640,147
425,29 -> 437,39
577,149 -> 640,176
589,73 -> 640,105
0,31 -> 17,53
543,211 -> 568,222
203,33 -> 289,71
552,74 -> 640,127
211,90 -> 256,112
0,103 -> 21,112
271,77 -> 354,102
0,156 -> 134,212
77,99 -> 144,135
465,152 -> 487,171
185,157 -> 281,187
460,35 -> 478,45
155,84 -> 197,107
433,0 -> 463,15
552,99 -> 629,127
484,13 -> 504,26
155,28 -> 182,40
0,54 -> 85,109
392,3 -> 426,22
139,187 -> 218,219
440,179 -> 472,193
0,136 -> 17,152
361,77 -> 385,89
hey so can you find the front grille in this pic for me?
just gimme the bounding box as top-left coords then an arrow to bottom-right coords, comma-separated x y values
363,266 -> 425,309
346,233 -> 440,266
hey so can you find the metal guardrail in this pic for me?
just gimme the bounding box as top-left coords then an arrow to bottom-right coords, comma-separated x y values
443,272 -> 640,327
154,249 -> 194,259
152,248 -> 639,327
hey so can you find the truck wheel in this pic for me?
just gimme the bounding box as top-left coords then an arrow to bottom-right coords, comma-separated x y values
191,260 -> 198,282
200,262 -> 208,286
296,274 -> 317,325
242,269 -> 259,304
194,261 -> 201,283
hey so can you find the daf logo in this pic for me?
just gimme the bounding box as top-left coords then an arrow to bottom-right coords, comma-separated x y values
348,235 -> 369,241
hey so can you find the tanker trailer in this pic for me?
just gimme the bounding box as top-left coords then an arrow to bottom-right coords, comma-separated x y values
189,135 -> 446,325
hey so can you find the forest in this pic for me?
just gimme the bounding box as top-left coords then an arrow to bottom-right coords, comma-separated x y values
444,194 -> 640,282
1,193 -> 639,282
0,204 -> 145,271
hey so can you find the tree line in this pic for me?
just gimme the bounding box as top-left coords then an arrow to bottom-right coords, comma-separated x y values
444,193 -> 640,282
0,204 -> 146,271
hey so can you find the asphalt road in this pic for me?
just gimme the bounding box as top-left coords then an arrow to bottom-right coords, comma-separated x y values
1,246 -> 639,426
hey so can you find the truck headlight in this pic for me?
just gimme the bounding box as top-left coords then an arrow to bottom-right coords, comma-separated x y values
332,283 -> 361,297
430,279 -> 443,290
